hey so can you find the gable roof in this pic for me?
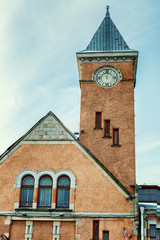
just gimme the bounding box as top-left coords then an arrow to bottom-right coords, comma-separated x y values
0,111 -> 74,160
84,6 -> 129,52
23,112 -> 74,141
0,111 -> 131,197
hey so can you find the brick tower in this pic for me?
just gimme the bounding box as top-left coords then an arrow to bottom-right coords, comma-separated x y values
77,6 -> 138,192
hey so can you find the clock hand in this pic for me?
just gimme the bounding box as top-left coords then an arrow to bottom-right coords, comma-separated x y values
105,74 -> 108,80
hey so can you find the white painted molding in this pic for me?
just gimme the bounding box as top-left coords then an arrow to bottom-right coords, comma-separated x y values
37,170 -> 55,188
148,220 -> 157,225
69,203 -> 74,211
1,211 -> 132,218
15,169 -> 76,190
139,202 -> 157,206
75,234 -> 80,239
32,203 -> 37,209
14,202 -> 19,209
4,233 -> 9,238
4,218 -> 12,225
26,221 -> 33,226
15,169 -> 38,188
53,235 -> 60,240
55,169 -> 76,189
76,220 -> 82,226
51,203 -> 56,209
140,207 -> 144,240
53,222 -> 61,226
12,216 -> 79,221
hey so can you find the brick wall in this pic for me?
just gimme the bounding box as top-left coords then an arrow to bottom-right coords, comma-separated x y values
79,61 -> 135,192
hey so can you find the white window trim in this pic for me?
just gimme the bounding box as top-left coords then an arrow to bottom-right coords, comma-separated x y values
15,169 -> 76,189
25,220 -> 33,240
53,221 -> 60,240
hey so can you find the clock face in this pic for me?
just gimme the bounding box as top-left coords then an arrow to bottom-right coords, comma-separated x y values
93,66 -> 122,88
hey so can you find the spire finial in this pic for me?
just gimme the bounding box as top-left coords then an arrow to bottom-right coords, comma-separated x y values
106,5 -> 110,16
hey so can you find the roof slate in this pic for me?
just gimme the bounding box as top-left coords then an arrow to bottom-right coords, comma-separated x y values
84,7 -> 129,51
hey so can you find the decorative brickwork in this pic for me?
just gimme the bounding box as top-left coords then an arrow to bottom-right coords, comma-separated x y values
24,115 -> 73,141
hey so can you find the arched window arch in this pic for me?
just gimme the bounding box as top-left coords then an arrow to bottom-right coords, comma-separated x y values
38,176 -> 52,207
20,175 -> 34,207
57,175 -> 70,208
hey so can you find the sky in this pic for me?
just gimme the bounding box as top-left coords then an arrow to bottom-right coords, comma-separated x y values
0,0 -> 160,185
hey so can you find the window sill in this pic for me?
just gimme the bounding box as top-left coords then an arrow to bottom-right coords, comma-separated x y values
102,135 -> 112,138
17,207 -> 33,210
93,127 -> 103,130
55,208 -> 72,212
111,144 -> 121,147
15,207 -> 73,212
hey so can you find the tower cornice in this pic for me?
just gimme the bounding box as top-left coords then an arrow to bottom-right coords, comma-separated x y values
77,50 -> 138,58
77,50 -> 138,86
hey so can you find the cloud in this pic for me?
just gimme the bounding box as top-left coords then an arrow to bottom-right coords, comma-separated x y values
136,132 -> 160,185
136,133 -> 160,155
0,0 -> 160,189
137,161 -> 160,185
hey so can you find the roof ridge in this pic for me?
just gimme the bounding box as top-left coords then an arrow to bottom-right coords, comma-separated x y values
0,111 -> 76,160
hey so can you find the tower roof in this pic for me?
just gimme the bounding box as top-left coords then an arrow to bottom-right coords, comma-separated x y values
84,6 -> 129,51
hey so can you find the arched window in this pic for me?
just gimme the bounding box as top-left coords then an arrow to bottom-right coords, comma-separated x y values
21,176 -> 34,207
57,176 -> 70,208
38,176 -> 52,207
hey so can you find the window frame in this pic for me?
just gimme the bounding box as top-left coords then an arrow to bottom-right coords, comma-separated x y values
38,175 -> 52,208
150,225 -> 156,239
20,175 -> 34,207
95,112 -> 102,129
113,128 -> 119,145
138,187 -> 158,203
93,220 -> 99,240
103,231 -> 109,240
104,120 -> 110,137
56,175 -> 70,208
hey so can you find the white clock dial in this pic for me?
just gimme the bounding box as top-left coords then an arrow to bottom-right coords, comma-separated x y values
94,67 -> 119,88
101,73 -> 113,83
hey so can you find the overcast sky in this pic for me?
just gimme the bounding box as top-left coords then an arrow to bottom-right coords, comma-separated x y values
0,0 -> 160,185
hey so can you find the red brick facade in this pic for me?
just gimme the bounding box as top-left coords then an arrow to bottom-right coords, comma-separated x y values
79,61 -> 135,192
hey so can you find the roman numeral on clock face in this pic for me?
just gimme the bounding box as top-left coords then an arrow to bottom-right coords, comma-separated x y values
95,67 -> 119,88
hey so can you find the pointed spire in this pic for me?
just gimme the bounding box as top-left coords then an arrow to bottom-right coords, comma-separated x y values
106,5 -> 110,17
84,7 -> 130,51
